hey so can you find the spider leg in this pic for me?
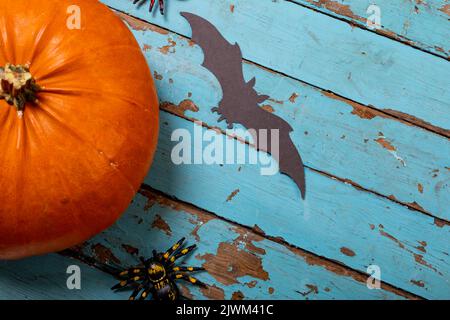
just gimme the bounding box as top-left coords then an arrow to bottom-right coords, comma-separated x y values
111,275 -> 144,290
173,273 -> 208,288
133,0 -> 146,7
128,283 -> 145,301
159,0 -> 165,15
117,267 -> 145,279
139,286 -> 153,300
171,266 -> 205,273
162,237 -> 186,261
169,244 -> 197,264
149,0 -> 156,12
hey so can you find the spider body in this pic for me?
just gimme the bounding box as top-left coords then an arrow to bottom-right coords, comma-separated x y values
112,238 -> 206,300
133,0 -> 165,15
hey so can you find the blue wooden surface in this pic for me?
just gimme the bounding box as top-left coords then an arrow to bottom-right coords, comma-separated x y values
291,0 -> 450,59
1,0 -> 449,300
118,13 -> 449,219
146,112 -> 449,299
75,191 -> 408,300
0,254 -> 126,300
104,0 -> 450,131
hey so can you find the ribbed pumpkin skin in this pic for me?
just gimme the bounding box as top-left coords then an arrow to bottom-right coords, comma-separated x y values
0,0 -> 159,259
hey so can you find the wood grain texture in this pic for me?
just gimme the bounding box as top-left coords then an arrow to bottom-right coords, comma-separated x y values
102,0 -> 450,131
0,254 -> 126,300
111,10 -> 449,299
290,0 -> 450,59
72,190 -> 411,300
3,2 -> 449,301
142,111 -> 449,299
118,13 -> 449,220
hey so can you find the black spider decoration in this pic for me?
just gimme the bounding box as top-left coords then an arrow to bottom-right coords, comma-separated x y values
112,238 -> 207,300
133,0 -> 165,15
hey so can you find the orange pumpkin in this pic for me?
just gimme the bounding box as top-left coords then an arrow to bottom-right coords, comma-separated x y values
0,0 -> 159,259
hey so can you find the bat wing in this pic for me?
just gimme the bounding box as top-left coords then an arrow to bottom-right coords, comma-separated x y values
181,12 -> 245,85
258,115 -> 306,199
277,131 -> 306,199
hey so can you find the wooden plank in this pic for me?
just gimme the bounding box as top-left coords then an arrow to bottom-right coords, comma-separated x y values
118,13 -> 449,220
102,0 -> 450,131
0,254 -> 126,300
291,0 -> 450,59
142,110 -> 449,299
72,191 -> 412,300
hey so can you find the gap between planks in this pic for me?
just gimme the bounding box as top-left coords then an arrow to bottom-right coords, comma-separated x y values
114,9 -> 450,140
140,184 -> 425,300
62,185 -> 423,300
285,0 -> 450,62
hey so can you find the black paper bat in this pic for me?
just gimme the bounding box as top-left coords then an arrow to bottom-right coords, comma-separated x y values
181,12 -> 306,199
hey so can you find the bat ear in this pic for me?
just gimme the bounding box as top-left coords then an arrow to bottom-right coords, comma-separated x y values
257,95 -> 270,103
247,77 -> 256,88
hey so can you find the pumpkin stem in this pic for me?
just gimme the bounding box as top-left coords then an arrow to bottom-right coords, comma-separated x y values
0,63 -> 41,117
